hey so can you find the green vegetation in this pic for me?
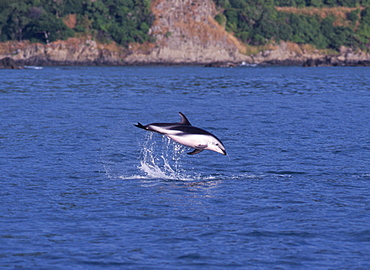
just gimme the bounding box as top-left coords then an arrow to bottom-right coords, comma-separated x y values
213,0 -> 370,50
0,0 -> 369,52
0,0 -> 154,46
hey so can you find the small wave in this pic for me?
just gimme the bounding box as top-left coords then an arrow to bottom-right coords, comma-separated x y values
117,174 -> 150,180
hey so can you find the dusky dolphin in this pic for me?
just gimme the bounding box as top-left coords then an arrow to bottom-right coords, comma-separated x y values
134,112 -> 227,155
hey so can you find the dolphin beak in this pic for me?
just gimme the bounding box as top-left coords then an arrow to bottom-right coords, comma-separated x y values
216,145 -> 227,155
217,147 -> 226,155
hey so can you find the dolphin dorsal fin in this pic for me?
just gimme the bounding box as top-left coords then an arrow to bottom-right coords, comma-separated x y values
178,112 -> 191,125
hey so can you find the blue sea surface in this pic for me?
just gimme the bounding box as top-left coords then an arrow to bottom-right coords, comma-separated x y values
1,66 -> 369,269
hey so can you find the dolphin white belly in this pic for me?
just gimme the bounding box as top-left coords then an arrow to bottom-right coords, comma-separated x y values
167,134 -> 208,149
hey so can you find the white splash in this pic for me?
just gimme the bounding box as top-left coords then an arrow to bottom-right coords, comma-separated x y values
138,133 -> 196,180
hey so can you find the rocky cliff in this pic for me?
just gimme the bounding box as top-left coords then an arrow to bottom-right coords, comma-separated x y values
0,0 -> 369,67
0,38 -> 126,66
124,0 -> 249,64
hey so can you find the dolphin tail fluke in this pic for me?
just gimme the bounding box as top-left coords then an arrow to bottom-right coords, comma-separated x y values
187,148 -> 204,155
134,122 -> 146,129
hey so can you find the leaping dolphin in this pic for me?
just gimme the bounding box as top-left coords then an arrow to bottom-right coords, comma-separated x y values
135,112 -> 227,155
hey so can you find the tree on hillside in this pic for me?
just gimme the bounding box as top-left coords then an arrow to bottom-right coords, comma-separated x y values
5,1 -> 31,41
0,0 -> 154,46
357,7 -> 370,47
213,0 -> 370,50
25,10 -> 73,44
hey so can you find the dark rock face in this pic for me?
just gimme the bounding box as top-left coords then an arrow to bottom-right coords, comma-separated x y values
303,56 -> 370,67
0,57 -> 21,69
302,57 -> 331,67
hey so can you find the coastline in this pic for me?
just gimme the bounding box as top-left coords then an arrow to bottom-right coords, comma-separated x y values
1,0 -> 369,68
1,38 -> 369,68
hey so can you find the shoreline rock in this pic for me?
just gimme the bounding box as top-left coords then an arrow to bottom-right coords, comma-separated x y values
1,39 -> 369,67
0,57 -> 23,69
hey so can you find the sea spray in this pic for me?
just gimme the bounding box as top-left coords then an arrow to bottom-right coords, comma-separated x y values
138,133 -> 196,180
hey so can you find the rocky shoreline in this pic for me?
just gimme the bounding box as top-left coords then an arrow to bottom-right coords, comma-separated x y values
1,39 -> 369,68
1,36 -> 369,68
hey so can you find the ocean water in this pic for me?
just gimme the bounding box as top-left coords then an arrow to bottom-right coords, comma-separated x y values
1,66 -> 369,269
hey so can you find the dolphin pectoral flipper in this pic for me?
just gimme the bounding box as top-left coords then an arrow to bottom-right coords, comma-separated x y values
187,149 -> 204,155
